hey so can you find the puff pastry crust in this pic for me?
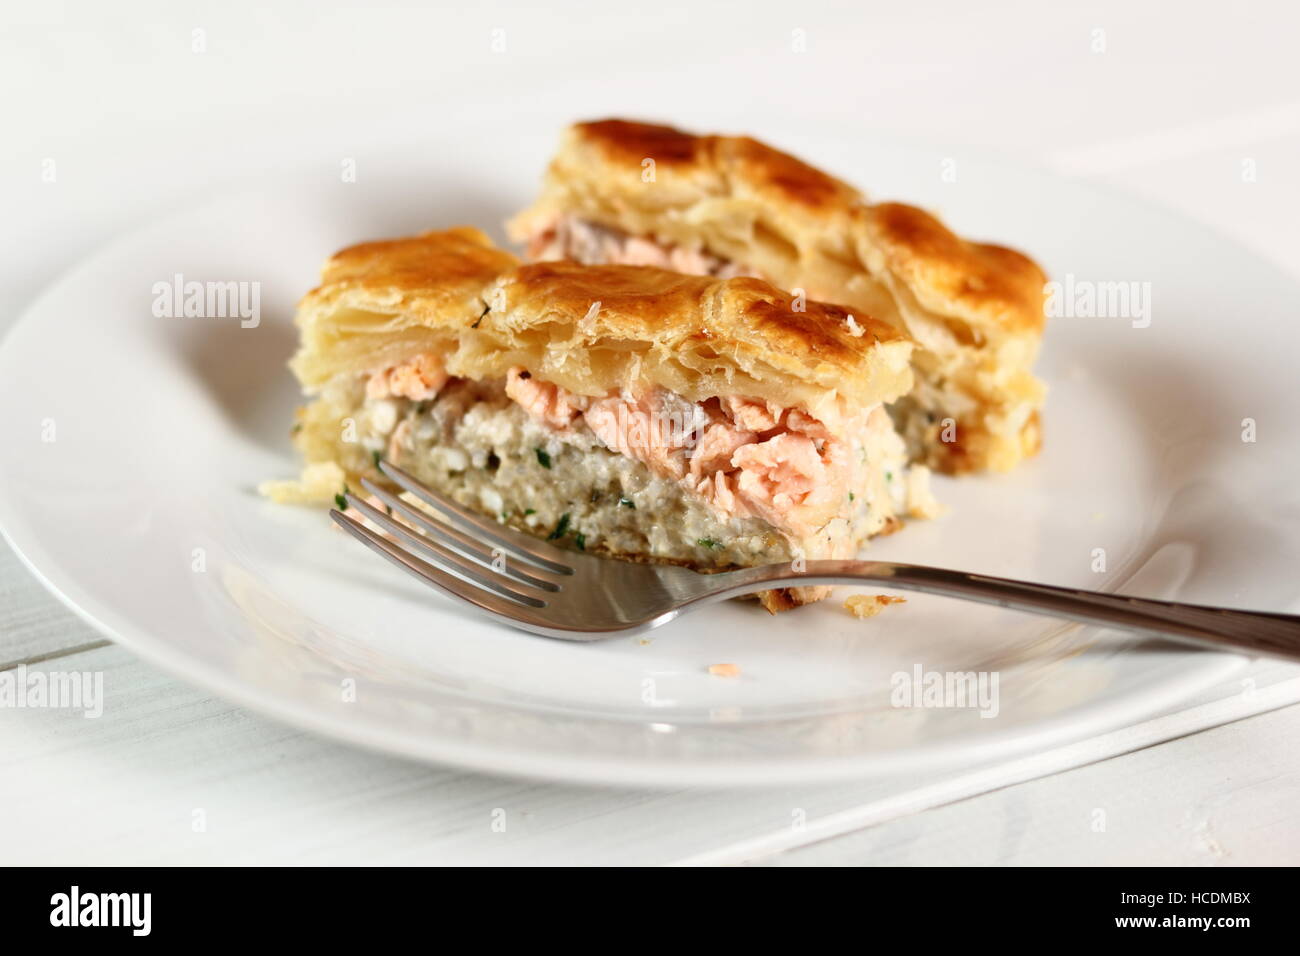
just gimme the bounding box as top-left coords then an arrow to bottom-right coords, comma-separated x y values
508,119 -> 1049,472
293,228 -> 914,418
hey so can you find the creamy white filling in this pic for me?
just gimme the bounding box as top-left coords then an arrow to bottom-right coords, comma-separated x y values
347,366 -> 923,564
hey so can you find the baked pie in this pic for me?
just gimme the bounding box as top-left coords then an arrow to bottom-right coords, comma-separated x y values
508,119 -> 1049,473
264,227 -> 940,610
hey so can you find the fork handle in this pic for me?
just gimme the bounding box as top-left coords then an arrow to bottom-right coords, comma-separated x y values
708,561 -> 1300,662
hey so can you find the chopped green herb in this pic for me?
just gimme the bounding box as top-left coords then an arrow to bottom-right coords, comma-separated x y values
697,537 -> 722,550
334,492 -> 348,510
574,533 -> 586,551
535,448 -> 552,469
619,497 -> 636,509
885,471 -> 893,482
548,513 -> 571,540
371,449 -> 382,467
290,423 -> 302,435
385,505 -> 393,516
524,508 -> 536,516
848,491 -> 855,502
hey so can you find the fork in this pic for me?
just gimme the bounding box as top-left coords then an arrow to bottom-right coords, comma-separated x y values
330,460 -> 1300,660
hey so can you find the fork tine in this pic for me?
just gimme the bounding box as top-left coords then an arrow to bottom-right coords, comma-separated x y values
377,459 -> 573,575
342,495 -> 550,605
331,509 -> 547,613
359,478 -> 561,592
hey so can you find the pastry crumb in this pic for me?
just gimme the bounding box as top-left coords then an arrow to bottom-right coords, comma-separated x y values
706,662 -> 741,678
844,594 -> 907,619
905,465 -> 945,520
258,461 -> 347,505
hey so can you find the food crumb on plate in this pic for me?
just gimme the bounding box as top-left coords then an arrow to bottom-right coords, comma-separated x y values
706,662 -> 741,678
844,594 -> 907,619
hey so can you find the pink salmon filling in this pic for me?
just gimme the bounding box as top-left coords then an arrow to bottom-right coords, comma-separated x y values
367,354 -> 892,544
365,351 -> 448,401
523,213 -> 760,280
504,367 -> 866,540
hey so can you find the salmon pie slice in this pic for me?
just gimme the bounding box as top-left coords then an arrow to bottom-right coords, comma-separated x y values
508,119 -> 1050,474
264,227 -> 938,610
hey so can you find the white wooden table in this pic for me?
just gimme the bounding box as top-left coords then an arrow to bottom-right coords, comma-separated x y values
4,1 -> 1299,865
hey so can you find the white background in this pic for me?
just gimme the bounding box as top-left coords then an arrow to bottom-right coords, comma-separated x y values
3,0 -> 1300,864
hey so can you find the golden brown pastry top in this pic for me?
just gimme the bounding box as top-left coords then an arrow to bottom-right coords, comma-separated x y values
291,229 -> 914,416
307,225 -> 520,325
858,203 -> 1047,337
509,119 -> 1047,340
570,119 -> 863,213
492,259 -> 898,368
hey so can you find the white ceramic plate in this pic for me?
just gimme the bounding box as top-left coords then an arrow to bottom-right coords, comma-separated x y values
2,124 -> 1297,786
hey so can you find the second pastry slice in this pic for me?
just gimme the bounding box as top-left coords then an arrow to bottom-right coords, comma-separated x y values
276,228 -> 938,610
509,119 -> 1050,474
